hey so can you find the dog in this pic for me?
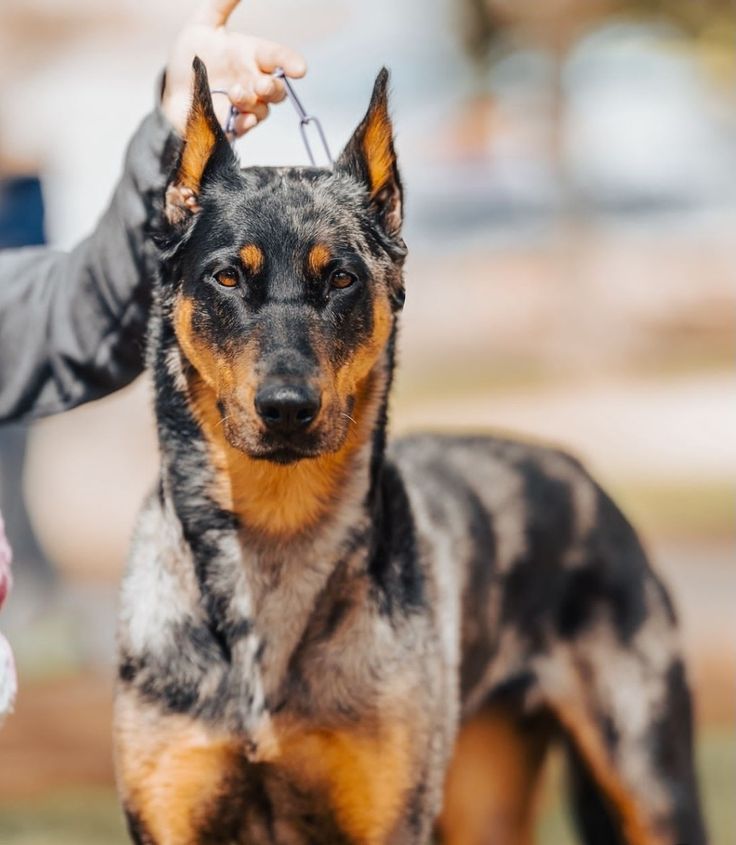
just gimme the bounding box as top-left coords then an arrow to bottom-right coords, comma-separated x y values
114,58 -> 707,845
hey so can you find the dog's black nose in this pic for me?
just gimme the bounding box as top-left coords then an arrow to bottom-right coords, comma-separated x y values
255,383 -> 321,433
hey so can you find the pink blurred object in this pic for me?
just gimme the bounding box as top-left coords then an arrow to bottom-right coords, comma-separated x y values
0,633 -> 16,722
0,511 -> 12,607
0,511 -> 16,722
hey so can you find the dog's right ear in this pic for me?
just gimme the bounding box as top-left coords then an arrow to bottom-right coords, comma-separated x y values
165,57 -> 237,226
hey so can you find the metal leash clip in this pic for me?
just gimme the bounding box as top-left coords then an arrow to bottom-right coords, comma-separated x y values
273,67 -> 333,168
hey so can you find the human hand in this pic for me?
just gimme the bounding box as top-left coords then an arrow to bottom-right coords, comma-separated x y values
162,0 -> 306,137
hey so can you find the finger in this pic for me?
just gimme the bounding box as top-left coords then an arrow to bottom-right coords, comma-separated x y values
232,112 -> 258,137
228,82 -> 260,111
262,81 -> 287,105
247,101 -> 270,123
209,91 -> 235,131
253,75 -> 286,104
192,0 -> 240,27
254,40 -> 307,77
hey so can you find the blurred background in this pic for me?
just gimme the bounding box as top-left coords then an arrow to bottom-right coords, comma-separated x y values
0,0 -> 734,842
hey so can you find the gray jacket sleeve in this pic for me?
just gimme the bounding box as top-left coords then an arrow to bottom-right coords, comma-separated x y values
0,108 -> 174,423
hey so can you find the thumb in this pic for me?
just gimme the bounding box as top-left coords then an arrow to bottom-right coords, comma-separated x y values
192,0 -> 241,27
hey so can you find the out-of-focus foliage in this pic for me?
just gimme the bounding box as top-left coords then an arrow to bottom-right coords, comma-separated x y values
458,0 -> 736,76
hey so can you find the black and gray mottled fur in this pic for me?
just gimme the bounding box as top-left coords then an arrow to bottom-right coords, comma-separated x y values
114,60 -> 707,845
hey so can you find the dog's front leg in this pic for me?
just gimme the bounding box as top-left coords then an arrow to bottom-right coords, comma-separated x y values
114,691 -> 244,845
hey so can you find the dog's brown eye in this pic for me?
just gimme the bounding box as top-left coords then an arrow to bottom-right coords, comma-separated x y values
215,270 -> 238,288
330,270 -> 356,290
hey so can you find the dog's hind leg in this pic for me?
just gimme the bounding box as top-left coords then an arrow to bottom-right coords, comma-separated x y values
436,697 -> 552,845
564,737 -> 628,845
549,659 -> 705,845
533,590 -> 707,845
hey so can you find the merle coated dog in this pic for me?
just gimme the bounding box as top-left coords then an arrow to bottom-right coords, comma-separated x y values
114,59 -> 707,845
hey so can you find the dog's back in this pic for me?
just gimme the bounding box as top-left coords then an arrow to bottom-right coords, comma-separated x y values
392,430 -> 659,703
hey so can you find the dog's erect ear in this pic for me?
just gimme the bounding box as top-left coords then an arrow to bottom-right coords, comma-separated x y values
165,57 -> 237,225
337,68 -> 402,238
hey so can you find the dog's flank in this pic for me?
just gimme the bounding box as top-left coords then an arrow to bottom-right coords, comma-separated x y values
114,58 -> 707,844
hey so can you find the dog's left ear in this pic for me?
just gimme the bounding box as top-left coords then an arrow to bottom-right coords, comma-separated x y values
165,56 -> 237,225
337,68 -> 403,239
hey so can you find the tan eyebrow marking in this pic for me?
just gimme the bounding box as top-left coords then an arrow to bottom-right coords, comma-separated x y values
307,243 -> 331,276
240,244 -> 265,275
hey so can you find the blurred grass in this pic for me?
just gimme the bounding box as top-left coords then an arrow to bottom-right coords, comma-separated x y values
612,479 -> 734,541
536,726 -> 735,844
0,788 -> 128,845
0,728 -> 732,844
393,352 -> 734,415
699,727 -> 736,845
393,355 -> 555,408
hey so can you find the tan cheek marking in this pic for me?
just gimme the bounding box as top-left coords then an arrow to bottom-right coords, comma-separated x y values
552,701 -> 669,845
308,243 -> 331,276
335,295 -> 392,399
173,295 -> 224,392
276,722 -> 412,845
438,707 -> 548,845
240,243 -> 265,275
115,695 -> 238,845
174,294 -> 255,400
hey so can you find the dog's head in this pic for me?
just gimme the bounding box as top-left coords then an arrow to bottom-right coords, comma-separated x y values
161,58 -> 405,465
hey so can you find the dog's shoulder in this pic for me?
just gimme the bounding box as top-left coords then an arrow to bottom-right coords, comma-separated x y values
119,485 -> 202,655
388,432 -> 592,528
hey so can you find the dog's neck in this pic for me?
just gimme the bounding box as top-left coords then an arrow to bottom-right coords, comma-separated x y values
149,305 -> 406,737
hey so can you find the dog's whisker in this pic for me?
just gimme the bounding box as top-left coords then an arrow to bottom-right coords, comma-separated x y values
341,412 -> 357,426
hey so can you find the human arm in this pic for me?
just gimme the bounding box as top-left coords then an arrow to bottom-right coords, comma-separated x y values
0,0 -> 305,422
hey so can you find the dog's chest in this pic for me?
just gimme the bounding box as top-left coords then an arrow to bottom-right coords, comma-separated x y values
251,562 -> 391,724
116,690 -> 416,845
119,500 -> 446,843
254,717 -> 416,844
201,589 -> 421,845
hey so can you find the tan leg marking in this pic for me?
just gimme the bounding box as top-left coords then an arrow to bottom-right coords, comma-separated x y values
274,720 -> 413,845
115,697 -> 240,845
552,700 -> 669,845
437,704 -> 549,845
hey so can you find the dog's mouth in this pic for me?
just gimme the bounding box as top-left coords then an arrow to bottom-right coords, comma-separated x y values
218,408 -> 350,465
251,444 -> 320,465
